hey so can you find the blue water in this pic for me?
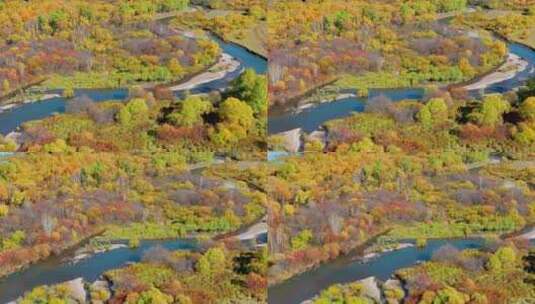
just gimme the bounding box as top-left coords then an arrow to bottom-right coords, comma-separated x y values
0,37 -> 267,136
268,89 -> 423,134
268,42 -> 535,134
0,89 -> 128,135
212,35 -> 267,74
0,239 -> 197,303
268,238 -> 486,304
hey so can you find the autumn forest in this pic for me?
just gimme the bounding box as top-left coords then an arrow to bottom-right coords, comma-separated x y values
0,0 -> 533,303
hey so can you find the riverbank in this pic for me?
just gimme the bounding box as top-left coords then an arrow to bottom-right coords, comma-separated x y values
187,7 -> 267,59
208,27 -> 268,60
215,215 -> 268,243
168,53 -> 241,91
0,238 -> 197,303
0,228 -> 104,280
269,228 -> 392,287
268,219 -> 530,291
301,276 -> 386,304
0,78 -> 47,106
269,77 -> 339,116
0,93 -> 61,114
0,215 -> 267,302
461,53 -> 528,91
277,128 -> 302,153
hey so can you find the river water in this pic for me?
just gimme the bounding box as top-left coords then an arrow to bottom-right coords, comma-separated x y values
2,13 -> 535,304
267,40 -> 535,304
268,42 -> 535,135
0,36 -> 267,136
0,36 -> 267,302
268,239 -> 485,304
0,239 -> 197,303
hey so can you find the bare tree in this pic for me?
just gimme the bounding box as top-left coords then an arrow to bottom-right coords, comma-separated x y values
65,95 -> 94,114
41,214 -> 56,237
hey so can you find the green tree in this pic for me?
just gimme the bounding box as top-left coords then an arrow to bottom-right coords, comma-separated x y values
520,97 -> 535,121
487,246 -> 517,272
197,247 -> 226,277
417,98 -> 448,128
291,229 -> 313,250
514,123 -> 535,145
136,288 -> 173,304
168,58 -> 184,78
0,205 -> 8,217
2,230 -> 26,250
118,98 -> 149,126
2,79 -> 10,93
211,97 -> 255,146
230,69 -> 267,115
168,95 -> 212,127
470,94 -> 510,126
158,0 -> 189,12
43,139 -> 74,153
218,97 -> 254,129
434,0 -> 467,12
432,287 -> 468,304
63,86 -> 74,98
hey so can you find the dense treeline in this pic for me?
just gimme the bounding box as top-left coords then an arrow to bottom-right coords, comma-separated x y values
455,7 -> 535,49
0,152 -> 266,279
309,242 -> 534,303
397,242 -> 534,303
0,0 -> 220,96
0,69 -> 267,160
0,67 -> 268,277
19,246 -> 267,303
267,0 -> 506,106
268,82 -> 535,283
174,0 -> 267,56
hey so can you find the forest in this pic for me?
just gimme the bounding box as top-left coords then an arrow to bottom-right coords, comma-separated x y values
1,0 -> 535,303
0,152 -> 266,276
0,0 -> 270,302
309,243 -> 534,303
268,80 -> 535,284
0,68 -> 267,161
18,245 -> 267,303
267,0 -> 506,107
0,0 -> 218,101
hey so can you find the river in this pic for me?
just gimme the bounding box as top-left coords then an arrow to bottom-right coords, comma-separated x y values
268,41 -> 535,135
0,231 -> 267,303
0,36 -> 267,136
0,34 -> 267,302
267,36 -> 535,304
0,239 -> 197,303
268,239 -> 483,304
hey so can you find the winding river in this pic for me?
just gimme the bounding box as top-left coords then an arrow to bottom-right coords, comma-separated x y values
0,35 -> 267,136
268,239 -> 485,304
266,34 -> 535,304
0,239 -> 197,303
0,35 -> 267,302
268,42 -> 535,134
2,9 -> 535,304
